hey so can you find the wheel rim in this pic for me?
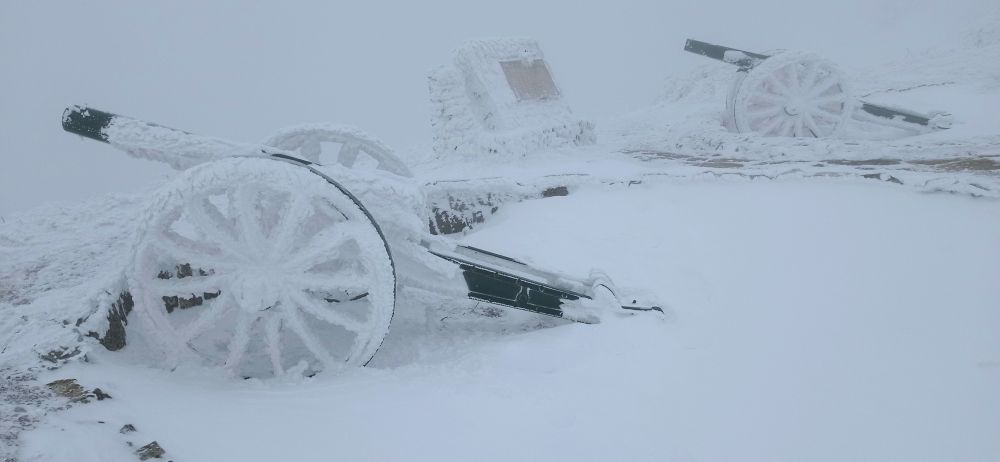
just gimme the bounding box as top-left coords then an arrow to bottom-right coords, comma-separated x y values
264,124 -> 413,177
130,157 -> 395,378
732,52 -> 853,138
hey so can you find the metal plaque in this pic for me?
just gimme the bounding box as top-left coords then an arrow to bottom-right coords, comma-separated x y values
500,59 -> 560,102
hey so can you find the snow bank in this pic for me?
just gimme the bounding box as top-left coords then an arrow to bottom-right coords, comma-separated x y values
0,196 -> 144,368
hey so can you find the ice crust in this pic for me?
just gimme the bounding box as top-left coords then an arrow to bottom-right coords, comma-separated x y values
104,117 -> 257,170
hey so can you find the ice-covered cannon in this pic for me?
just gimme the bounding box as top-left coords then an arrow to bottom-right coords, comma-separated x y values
62,105 -> 659,379
683,39 -> 952,137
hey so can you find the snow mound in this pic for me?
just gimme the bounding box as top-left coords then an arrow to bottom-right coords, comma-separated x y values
0,196 -> 144,369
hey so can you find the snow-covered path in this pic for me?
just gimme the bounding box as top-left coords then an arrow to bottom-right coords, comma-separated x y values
19,179 -> 1000,462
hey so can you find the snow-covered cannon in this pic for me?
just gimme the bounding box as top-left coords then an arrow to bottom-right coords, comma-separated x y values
61,105 -> 660,379
683,39 -> 952,137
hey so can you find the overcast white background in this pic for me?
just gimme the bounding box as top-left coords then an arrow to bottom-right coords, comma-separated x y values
0,0 -> 992,216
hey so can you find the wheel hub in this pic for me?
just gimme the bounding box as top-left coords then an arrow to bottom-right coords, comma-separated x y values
783,95 -> 805,116
783,102 -> 802,116
233,266 -> 284,313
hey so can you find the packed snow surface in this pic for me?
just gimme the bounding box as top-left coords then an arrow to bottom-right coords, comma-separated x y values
14,180 -> 1000,462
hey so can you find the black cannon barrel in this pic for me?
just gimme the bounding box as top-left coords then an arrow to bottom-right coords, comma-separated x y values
62,105 -> 116,143
683,39 -> 769,68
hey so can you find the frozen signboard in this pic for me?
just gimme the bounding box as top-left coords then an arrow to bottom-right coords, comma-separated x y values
500,59 -> 560,102
429,38 -> 595,159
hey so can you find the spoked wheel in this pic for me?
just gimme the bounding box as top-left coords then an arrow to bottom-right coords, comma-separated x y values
129,157 -> 395,378
264,123 -> 412,177
728,52 -> 854,138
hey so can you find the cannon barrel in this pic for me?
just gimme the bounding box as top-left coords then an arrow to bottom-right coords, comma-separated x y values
62,105 -> 289,170
683,39 -> 769,69
62,106 -> 117,143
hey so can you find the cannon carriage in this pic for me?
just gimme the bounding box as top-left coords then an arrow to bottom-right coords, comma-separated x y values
56,37 -> 980,379
62,105 -> 659,379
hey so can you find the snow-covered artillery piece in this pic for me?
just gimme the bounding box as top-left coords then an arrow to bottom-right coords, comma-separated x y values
61,105 -> 659,379
683,39 -> 953,137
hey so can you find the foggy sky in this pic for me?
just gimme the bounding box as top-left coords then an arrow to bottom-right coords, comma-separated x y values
0,0 -> 993,215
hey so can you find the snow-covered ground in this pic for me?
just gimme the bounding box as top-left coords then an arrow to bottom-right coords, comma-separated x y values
12,180 -> 1000,461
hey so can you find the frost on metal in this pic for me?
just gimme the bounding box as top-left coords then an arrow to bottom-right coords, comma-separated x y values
263,123 -> 413,177
425,178 -> 574,235
429,38 -> 595,160
105,117 -> 255,170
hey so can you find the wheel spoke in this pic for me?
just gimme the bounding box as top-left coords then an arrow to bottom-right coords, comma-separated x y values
812,94 -> 847,107
767,74 -> 792,96
223,313 -> 258,372
809,75 -> 841,97
293,271 -> 368,296
755,115 -> 785,136
818,106 -> 846,119
779,118 -> 795,137
804,114 -> 824,137
230,186 -> 266,251
152,230 -> 233,273
180,292 -> 234,343
188,198 -> 246,260
750,93 -> 787,107
284,223 -> 366,271
337,142 -> 361,168
749,115 -> 779,129
801,62 -> 820,90
281,299 -> 337,369
265,315 -> 284,376
289,290 -> 365,334
787,63 -> 801,92
811,109 -> 838,123
747,105 -> 783,119
792,118 -> 805,137
270,194 -> 314,257
300,139 -> 322,162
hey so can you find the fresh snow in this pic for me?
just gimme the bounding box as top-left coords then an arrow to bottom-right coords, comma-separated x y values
14,180 -> 1000,462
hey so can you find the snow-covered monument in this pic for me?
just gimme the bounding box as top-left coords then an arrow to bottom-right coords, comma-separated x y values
428,38 -> 595,159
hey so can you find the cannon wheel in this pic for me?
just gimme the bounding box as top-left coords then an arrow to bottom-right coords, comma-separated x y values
264,123 -> 413,177
727,52 -> 853,138
128,157 -> 395,378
